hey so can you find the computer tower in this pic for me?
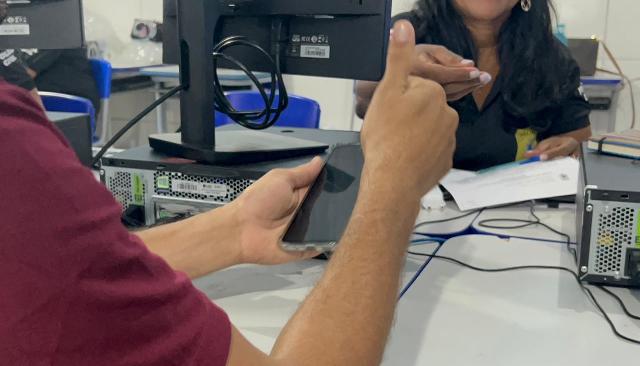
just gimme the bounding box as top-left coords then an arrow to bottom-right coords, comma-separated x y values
100,127 -> 359,227
576,144 -> 640,287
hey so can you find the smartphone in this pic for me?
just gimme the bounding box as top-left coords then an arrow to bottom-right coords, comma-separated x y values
281,144 -> 363,252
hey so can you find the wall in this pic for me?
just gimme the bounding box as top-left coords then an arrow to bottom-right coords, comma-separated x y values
555,0 -> 640,131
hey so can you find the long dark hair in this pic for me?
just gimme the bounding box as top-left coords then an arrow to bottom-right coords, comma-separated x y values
408,0 -> 577,131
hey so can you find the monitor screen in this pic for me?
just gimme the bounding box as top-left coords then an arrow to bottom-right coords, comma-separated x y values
0,0 -> 84,50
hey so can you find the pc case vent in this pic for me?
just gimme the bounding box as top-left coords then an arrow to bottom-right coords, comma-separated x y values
153,171 -> 254,204
107,171 -> 146,212
595,207 -> 635,274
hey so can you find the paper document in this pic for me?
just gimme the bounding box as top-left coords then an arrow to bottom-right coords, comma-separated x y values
441,157 -> 579,211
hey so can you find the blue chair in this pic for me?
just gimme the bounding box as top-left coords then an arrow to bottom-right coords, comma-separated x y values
40,91 -> 96,138
215,91 -> 321,128
89,59 -> 113,144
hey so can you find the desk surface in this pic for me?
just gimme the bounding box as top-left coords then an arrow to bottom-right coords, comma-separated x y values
140,65 -> 271,83
195,243 -> 440,353
384,235 -> 640,365
472,203 -> 578,243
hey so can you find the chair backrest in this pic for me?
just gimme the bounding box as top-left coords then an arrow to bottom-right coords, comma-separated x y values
215,91 -> 321,129
40,91 -> 96,139
89,58 -> 112,99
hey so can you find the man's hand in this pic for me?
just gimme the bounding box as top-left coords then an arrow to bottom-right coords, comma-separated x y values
412,44 -> 492,101
230,157 -> 324,265
361,22 -> 459,202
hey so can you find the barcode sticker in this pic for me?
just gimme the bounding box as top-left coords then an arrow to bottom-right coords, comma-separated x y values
0,24 -> 30,35
300,45 -> 330,59
172,179 -> 228,197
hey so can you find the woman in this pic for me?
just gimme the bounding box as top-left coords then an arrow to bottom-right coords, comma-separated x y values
356,0 -> 592,171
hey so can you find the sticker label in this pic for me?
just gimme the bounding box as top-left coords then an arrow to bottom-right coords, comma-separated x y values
172,179 -> 228,197
636,209 -> 640,247
288,33 -> 331,59
300,45 -> 330,59
132,174 -> 144,205
156,176 -> 170,190
0,16 -> 30,36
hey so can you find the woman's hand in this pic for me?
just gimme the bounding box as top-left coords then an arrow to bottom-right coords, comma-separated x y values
525,136 -> 580,161
412,44 -> 492,101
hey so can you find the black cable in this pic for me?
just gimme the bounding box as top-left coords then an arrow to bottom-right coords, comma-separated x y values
406,252 -> 640,345
414,209 -> 483,229
92,84 -> 185,169
477,203 -> 577,261
212,35 -> 287,130
597,285 -> 640,320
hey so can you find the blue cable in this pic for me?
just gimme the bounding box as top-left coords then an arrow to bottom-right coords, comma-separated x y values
399,239 -> 444,299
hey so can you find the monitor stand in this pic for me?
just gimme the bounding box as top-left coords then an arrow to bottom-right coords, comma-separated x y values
149,130 -> 329,165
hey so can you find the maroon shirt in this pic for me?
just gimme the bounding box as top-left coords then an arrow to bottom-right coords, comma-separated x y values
0,81 -> 231,365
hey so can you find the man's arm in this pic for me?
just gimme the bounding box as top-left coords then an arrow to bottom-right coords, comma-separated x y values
226,20 -> 459,366
135,206 -> 242,279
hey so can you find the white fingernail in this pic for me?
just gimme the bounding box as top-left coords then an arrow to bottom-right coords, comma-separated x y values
460,59 -> 475,66
469,70 -> 481,79
479,72 -> 492,84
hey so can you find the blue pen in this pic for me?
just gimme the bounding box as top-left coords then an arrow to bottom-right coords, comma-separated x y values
519,156 -> 541,166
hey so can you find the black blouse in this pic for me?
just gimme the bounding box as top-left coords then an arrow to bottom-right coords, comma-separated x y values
394,12 -> 591,171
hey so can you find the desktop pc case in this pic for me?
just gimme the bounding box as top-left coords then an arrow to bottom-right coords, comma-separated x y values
576,145 -> 640,287
100,127 -> 359,227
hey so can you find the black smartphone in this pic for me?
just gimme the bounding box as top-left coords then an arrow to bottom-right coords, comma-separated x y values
281,144 -> 363,252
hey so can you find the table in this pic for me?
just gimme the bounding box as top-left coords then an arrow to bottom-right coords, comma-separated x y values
383,235 -> 640,365
139,65 -> 273,134
194,243 -> 440,353
472,203 -> 578,243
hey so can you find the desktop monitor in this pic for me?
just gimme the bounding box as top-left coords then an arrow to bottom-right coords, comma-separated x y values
0,0 -> 84,49
152,0 -> 392,165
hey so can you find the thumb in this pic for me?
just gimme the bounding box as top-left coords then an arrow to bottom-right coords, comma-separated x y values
380,20 -> 416,91
286,156 -> 325,189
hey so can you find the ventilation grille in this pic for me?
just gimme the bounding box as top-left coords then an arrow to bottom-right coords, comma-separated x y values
153,171 -> 254,204
107,171 -> 146,211
595,207 -> 635,274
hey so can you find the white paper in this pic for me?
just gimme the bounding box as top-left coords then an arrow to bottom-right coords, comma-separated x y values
421,186 -> 446,210
440,158 -> 579,211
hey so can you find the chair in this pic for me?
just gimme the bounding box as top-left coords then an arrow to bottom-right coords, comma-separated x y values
215,91 -> 321,128
89,59 -> 113,144
40,91 -> 96,138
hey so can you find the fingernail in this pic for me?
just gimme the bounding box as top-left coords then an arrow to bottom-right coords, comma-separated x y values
540,154 -> 549,161
393,22 -> 410,43
460,59 -> 475,66
469,70 -> 481,79
479,72 -> 492,84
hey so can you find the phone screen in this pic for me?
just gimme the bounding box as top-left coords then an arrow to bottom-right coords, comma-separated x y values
282,144 -> 363,248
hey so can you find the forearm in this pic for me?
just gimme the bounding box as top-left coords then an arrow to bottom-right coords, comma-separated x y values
270,182 -> 420,365
561,126 -> 592,142
355,81 -> 379,119
136,206 -> 241,278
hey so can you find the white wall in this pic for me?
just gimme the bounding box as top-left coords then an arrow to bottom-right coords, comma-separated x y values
555,0 -> 640,130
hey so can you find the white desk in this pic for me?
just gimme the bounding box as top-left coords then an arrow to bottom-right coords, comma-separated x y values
413,202 -> 478,238
472,203 -> 577,243
138,65 -> 273,134
195,243 -> 440,353
383,235 -> 640,365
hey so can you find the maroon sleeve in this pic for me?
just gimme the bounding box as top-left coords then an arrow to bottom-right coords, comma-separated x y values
0,81 -> 231,366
